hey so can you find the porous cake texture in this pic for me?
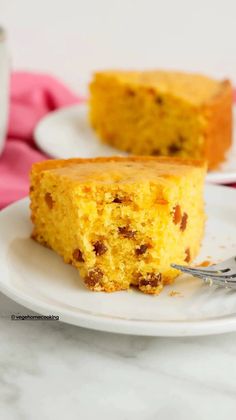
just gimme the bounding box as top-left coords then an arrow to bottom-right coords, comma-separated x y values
89,70 -> 232,169
30,156 -> 206,295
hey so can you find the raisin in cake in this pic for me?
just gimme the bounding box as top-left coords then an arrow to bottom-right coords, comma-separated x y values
89,70 -> 232,169
30,156 -> 206,294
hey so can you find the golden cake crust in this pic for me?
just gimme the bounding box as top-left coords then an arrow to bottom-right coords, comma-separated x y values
31,155 -> 206,174
202,80 -> 232,169
93,70 -> 222,105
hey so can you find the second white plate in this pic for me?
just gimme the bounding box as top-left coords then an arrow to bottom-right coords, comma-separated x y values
34,104 -> 236,184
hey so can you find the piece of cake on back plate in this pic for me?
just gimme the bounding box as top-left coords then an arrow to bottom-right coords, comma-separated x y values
89,70 -> 232,169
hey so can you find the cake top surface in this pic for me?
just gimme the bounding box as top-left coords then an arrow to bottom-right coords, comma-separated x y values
94,70 -> 229,105
34,157 -> 206,185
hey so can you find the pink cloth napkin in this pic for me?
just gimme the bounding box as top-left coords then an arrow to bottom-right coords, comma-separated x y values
0,72 -> 81,209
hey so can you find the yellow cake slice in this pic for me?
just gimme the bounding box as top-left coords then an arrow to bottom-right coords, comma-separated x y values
89,70 -> 232,169
30,156 -> 206,295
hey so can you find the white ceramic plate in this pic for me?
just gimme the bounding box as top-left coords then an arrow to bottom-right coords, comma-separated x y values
34,104 -> 236,184
1,185 -> 236,336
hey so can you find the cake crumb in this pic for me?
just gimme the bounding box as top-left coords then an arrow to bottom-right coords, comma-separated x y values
196,260 -> 212,267
168,290 -> 182,297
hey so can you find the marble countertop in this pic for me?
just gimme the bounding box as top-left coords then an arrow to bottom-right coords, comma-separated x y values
1,292 -> 236,419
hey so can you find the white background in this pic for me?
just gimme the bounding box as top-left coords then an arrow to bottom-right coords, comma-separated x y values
2,0 -> 236,95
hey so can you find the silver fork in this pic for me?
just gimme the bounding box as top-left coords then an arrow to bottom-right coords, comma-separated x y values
171,256 -> 236,289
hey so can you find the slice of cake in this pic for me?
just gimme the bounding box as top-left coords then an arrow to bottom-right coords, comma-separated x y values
89,70 -> 233,169
30,156 -> 206,294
